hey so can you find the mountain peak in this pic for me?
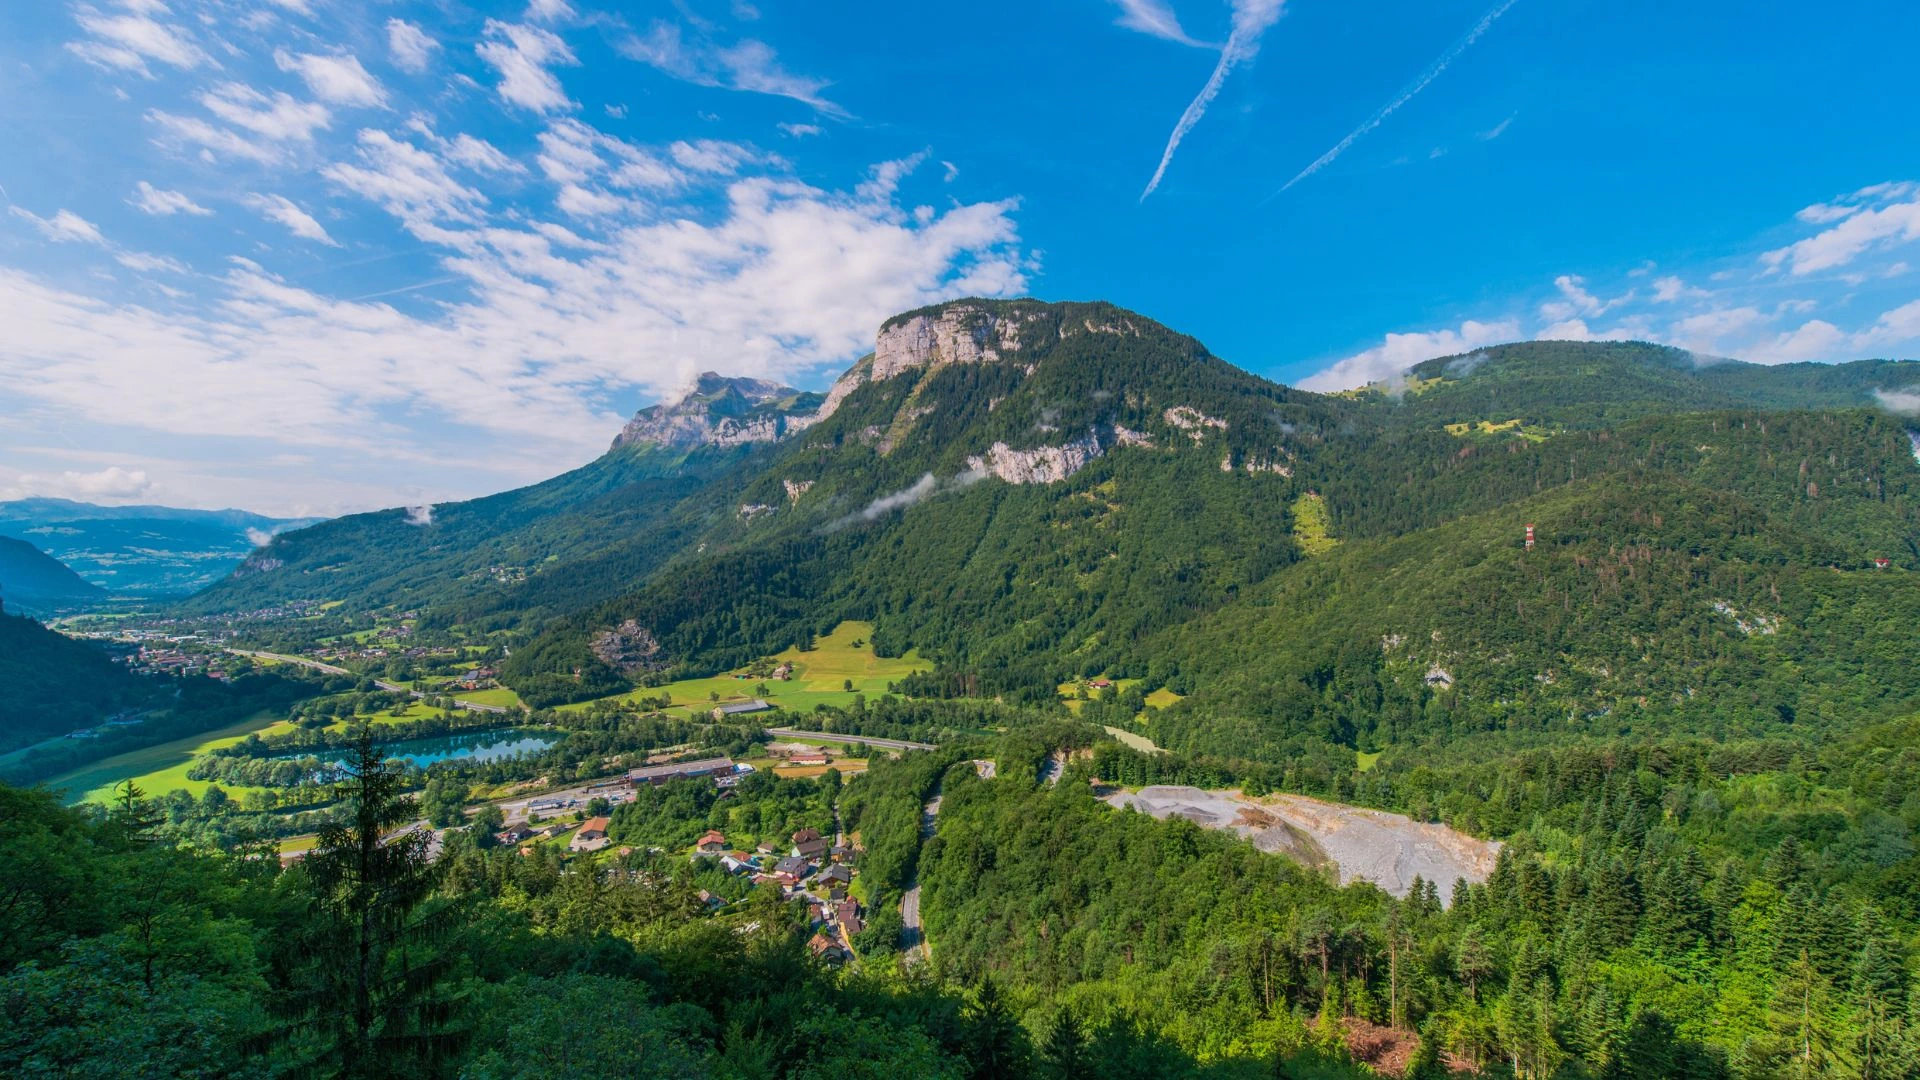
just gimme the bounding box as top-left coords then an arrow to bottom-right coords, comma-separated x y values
611,374 -> 823,452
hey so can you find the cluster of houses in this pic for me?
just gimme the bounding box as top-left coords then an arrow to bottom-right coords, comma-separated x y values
694,827 -> 865,962
491,814 -> 614,853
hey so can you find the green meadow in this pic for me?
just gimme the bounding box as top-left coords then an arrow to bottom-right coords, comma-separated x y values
49,713 -> 296,805
559,621 -> 928,717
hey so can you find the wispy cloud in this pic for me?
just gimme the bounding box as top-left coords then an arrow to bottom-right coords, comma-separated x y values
1140,0 -> 1286,201
1110,0 -> 1214,48
1273,0 -> 1522,197
618,22 -> 846,117
130,181 -> 212,216
274,49 -> 387,108
476,20 -> 579,114
386,19 -> 439,74
10,207 -> 107,245
245,193 -> 339,245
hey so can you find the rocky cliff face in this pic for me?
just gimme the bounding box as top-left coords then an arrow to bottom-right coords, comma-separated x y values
965,425 -> 1154,485
611,373 -> 823,451
811,300 -> 1151,426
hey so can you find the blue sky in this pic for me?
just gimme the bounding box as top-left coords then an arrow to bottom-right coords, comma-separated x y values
1,0 -> 1917,515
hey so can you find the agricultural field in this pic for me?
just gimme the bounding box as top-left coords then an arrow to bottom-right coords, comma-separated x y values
49,712 -> 294,805
450,687 -> 523,709
559,621 -> 928,716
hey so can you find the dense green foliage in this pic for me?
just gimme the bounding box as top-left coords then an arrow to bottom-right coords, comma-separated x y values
0,601 -> 155,749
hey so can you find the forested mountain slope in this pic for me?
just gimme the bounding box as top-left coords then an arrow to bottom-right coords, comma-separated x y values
0,598 -> 154,749
184,298 -> 1920,754
0,535 -> 106,612
184,376 -> 824,620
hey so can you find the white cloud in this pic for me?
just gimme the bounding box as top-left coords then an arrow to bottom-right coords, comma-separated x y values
1764,186 -> 1920,276
264,0 -> 313,14
1478,115 -> 1514,140
1873,388 -> 1920,415
130,181 -> 211,216
1749,319 -> 1847,363
619,22 -> 845,116
245,194 -> 339,245
0,155 -> 1026,487
445,133 -> 521,174
1856,299 -> 1920,349
477,20 -> 579,114
1667,306 -> 1771,355
778,122 -> 821,138
67,3 -> 207,76
115,250 -> 188,274
526,0 -> 574,22
150,83 -> 331,161
1299,318 -> 1521,391
1650,275 -> 1705,303
11,207 -> 107,245
1109,0 -> 1212,47
604,103 -> 628,119
1140,0 -> 1286,200
13,466 -> 153,501
322,129 -> 486,225
1538,274 -> 1626,320
387,19 -> 439,74
275,49 -> 387,108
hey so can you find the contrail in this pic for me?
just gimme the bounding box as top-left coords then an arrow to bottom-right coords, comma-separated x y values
1270,0 -> 1522,199
1140,0 -> 1286,202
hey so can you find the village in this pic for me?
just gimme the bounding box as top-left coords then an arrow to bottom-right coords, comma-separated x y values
483,750 -> 870,963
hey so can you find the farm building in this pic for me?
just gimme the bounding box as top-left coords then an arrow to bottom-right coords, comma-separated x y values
569,817 -> 611,853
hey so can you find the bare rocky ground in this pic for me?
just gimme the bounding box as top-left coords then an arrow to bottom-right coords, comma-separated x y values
1104,785 -> 1499,901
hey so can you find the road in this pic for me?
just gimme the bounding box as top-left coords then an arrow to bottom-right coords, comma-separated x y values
763,728 -> 936,752
228,649 -> 514,715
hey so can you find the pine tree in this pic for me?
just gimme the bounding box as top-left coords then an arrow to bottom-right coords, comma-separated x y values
1039,1009 -> 1089,1080
965,977 -> 1028,1079
1854,909 -> 1909,1080
272,724 -> 466,1078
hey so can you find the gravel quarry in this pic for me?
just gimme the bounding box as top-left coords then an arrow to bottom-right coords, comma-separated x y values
1105,786 -> 1499,901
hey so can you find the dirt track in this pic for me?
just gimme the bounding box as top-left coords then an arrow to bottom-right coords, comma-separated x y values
1105,786 -> 1498,901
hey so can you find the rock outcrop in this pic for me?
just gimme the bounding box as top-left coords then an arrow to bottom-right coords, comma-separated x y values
611,373 -> 823,451
965,425 -> 1152,485
590,619 -> 667,674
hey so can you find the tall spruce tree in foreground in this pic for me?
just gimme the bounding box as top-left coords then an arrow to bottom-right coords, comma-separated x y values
273,724 -> 465,1077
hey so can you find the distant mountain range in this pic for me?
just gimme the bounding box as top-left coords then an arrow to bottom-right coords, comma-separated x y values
0,498 -> 322,596
188,298 -> 1920,752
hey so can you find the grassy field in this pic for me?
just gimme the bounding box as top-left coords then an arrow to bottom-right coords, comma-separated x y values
453,687 -> 523,708
1290,492 -> 1339,557
1356,750 -> 1384,774
1102,725 -> 1164,754
559,621 -> 929,717
49,712 -> 296,805
1144,687 -> 1184,709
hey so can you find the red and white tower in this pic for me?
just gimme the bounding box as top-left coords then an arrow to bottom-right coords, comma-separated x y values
1525,524 -> 1535,551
